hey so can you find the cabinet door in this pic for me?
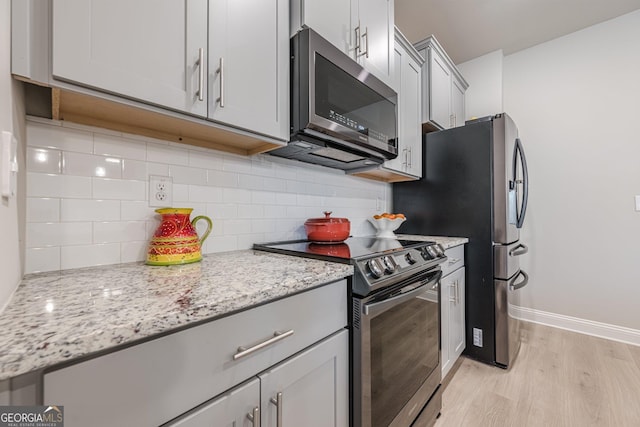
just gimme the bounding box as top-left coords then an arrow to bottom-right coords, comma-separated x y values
293,0 -> 352,54
427,49 -> 452,130
52,0 -> 208,117
356,0 -> 394,86
383,46 -> 406,173
442,266 -> 466,379
168,379 -> 260,427
260,330 -> 348,427
208,0 -> 289,141
450,267 -> 466,359
451,77 -> 466,128
403,54 -> 422,177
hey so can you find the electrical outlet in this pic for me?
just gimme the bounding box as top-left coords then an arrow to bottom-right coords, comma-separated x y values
149,175 -> 173,207
473,328 -> 483,347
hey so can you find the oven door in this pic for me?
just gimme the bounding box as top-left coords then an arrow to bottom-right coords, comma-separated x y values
353,268 -> 442,427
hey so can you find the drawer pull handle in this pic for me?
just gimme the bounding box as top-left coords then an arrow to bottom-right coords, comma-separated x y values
448,258 -> 460,266
270,392 -> 283,427
233,329 -> 294,360
247,406 -> 260,427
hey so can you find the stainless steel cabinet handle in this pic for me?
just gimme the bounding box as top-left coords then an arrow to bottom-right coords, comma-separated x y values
449,281 -> 456,303
455,279 -> 460,304
196,48 -> 204,101
408,147 -> 412,169
216,57 -> 224,108
402,148 -> 408,167
233,330 -> 294,360
359,27 -> 369,58
247,407 -> 260,427
448,258 -> 460,266
354,23 -> 361,56
270,392 -> 283,427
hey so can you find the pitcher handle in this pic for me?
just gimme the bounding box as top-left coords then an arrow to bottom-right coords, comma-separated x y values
191,215 -> 213,245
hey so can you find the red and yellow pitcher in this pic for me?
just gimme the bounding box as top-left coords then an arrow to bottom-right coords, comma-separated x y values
146,208 -> 212,266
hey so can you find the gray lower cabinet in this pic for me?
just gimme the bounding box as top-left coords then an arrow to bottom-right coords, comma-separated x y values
43,280 -> 348,427
440,245 -> 466,379
260,330 -> 348,427
167,378 -> 260,427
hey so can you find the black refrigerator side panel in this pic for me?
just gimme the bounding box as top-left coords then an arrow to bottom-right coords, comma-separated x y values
393,122 -> 496,364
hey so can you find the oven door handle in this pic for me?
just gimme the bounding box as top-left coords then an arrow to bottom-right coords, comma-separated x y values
364,270 -> 442,317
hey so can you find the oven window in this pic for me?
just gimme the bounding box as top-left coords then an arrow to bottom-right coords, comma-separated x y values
314,54 -> 396,149
369,291 -> 439,427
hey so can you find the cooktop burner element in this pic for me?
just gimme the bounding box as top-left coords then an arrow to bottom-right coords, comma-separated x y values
254,237 -> 447,296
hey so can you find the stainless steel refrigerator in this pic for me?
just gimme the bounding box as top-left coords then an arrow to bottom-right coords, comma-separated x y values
393,113 -> 530,368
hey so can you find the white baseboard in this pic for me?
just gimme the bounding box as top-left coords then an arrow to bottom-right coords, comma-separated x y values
512,305 -> 640,347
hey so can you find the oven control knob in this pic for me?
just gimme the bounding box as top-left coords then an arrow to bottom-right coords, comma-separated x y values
434,244 -> 446,257
405,252 -> 417,264
382,256 -> 397,274
426,246 -> 438,258
420,247 -> 432,260
367,258 -> 384,279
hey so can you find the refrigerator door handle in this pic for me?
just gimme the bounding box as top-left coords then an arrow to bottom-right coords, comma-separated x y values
509,270 -> 529,291
512,138 -> 529,228
509,243 -> 529,256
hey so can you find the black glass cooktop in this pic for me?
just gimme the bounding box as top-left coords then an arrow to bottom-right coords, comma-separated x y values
253,237 -> 432,263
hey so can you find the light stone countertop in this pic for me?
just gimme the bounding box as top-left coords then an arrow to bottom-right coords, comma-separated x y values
0,250 -> 353,381
396,234 -> 469,249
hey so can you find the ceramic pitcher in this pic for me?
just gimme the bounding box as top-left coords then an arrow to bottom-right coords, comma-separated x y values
146,208 -> 212,266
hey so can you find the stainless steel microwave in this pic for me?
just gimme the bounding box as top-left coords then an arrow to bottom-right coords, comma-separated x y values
269,28 -> 398,172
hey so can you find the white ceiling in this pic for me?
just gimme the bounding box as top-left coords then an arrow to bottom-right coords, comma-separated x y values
394,0 -> 640,64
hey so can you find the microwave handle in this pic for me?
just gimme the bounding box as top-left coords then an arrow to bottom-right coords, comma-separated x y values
364,270 -> 442,317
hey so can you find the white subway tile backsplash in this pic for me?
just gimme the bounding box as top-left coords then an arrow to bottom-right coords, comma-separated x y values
61,243 -> 121,270
26,147 -> 62,174
121,159 -> 148,181
237,204 -> 263,219
94,134 -> 146,160
169,165 -> 207,185
121,201 -> 154,221
25,119 -> 391,273
120,241 -> 148,263
188,150 -> 223,170
223,188 -> 251,204
63,152 -> 123,178
94,221 -> 146,243
207,170 -> 239,188
207,203 -> 237,220
147,143 -> 189,165
27,122 -> 93,153
27,222 -> 93,248
27,173 -> 92,199
25,247 -> 61,274
93,178 -> 146,200
61,199 -> 120,222
189,186 -> 223,203
27,198 -> 60,222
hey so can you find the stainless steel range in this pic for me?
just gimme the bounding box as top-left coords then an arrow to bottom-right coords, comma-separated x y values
254,237 -> 446,427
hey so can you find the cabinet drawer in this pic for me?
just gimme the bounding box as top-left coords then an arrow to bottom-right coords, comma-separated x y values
441,245 -> 464,277
44,280 -> 348,427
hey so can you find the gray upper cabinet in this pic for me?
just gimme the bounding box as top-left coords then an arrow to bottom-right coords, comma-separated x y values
208,0 -> 289,140
291,0 -> 394,87
379,28 -> 424,180
52,0 -> 209,117
414,35 -> 469,132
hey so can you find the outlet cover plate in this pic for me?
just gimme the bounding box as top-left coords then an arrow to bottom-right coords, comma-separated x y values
149,175 -> 173,207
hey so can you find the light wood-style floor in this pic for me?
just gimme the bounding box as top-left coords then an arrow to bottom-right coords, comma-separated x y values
435,321 -> 640,427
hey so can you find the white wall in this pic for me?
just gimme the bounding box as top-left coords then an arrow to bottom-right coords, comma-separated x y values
504,10 -> 640,331
457,49 -> 504,119
0,0 -> 26,310
24,118 -> 391,273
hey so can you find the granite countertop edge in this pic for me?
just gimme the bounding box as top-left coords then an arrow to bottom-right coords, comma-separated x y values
0,250 -> 353,381
397,234 -> 469,249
